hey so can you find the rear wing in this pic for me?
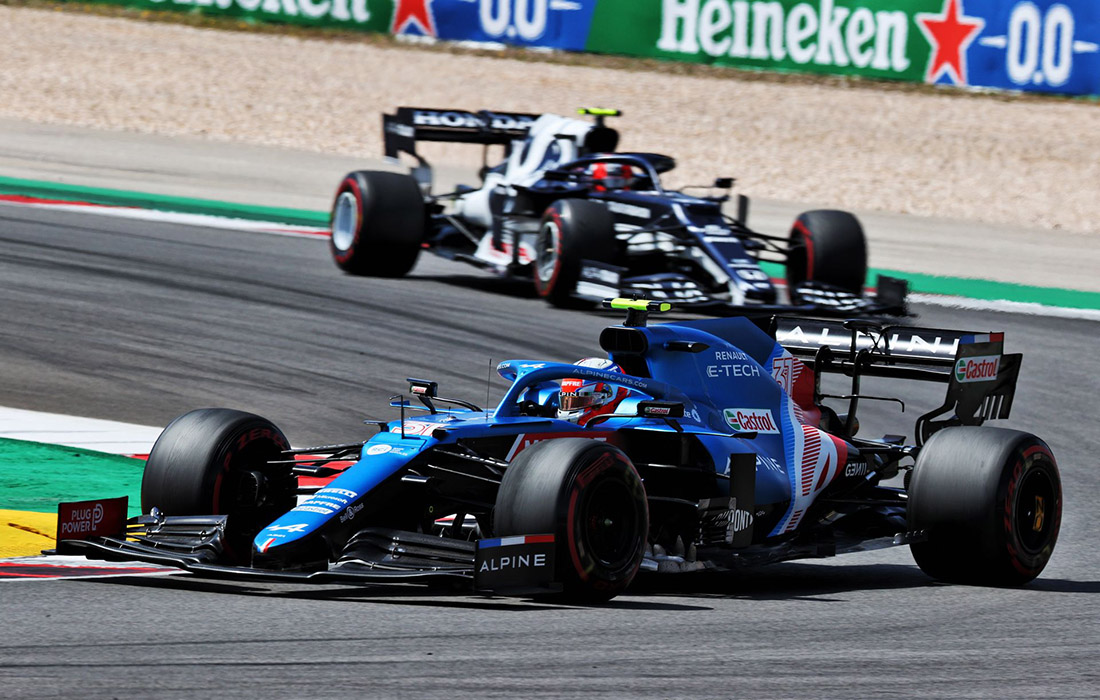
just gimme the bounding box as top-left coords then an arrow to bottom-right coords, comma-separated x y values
772,317 -> 1021,444
383,107 -> 539,162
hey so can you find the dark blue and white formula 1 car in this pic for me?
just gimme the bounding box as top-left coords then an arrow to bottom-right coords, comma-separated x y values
328,107 -> 908,316
60,301 -> 1059,601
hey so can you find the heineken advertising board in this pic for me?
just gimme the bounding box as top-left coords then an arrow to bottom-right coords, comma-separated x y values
82,0 -> 1100,96
610,0 -> 1100,95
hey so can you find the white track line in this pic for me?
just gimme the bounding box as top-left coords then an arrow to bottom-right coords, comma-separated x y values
0,406 -> 162,455
0,198 -> 328,237
911,293 -> 1100,322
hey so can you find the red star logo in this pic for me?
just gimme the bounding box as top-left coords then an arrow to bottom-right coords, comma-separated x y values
392,0 -> 436,36
916,0 -> 984,85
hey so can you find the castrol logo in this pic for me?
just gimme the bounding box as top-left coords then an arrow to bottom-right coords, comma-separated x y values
723,408 -> 779,434
955,355 -> 1000,383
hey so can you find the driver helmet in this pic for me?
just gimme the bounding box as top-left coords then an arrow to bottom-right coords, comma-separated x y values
558,358 -> 631,425
589,162 -> 635,192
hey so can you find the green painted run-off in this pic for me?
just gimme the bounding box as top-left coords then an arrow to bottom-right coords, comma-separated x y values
0,438 -> 143,517
2,175 -> 1098,311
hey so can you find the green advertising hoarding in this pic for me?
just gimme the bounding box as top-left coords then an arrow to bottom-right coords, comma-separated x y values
63,0 -> 1100,95
587,0 -> 940,82
82,0 -> 393,31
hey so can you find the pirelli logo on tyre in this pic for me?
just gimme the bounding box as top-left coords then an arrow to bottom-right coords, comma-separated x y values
955,355 -> 1000,383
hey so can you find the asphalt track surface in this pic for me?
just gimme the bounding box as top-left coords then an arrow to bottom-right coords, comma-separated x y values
1,204 -> 1098,699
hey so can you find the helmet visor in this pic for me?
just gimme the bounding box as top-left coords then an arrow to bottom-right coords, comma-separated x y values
559,392 -> 602,412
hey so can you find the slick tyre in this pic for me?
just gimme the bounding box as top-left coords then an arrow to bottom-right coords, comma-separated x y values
907,427 -> 1062,586
495,439 -> 648,602
141,408 -> 296,562
534,199 -> 619,308
786,209 -> 867,301
330,170 -> 426,276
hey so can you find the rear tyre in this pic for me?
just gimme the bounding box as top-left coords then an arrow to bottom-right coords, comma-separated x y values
786,209 -> 867,301
907,427 -> 1061,586
495,439 -> 648,602
141,408 -> 296,562
534,199 -> 618,308
330,170 -> 426,277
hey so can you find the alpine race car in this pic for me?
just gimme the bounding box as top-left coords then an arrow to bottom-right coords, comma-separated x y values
328,107 -> 908,316
58,300 -> 1059,601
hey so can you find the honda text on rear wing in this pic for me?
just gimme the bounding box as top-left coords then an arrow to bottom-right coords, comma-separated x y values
382,107 -> 540,162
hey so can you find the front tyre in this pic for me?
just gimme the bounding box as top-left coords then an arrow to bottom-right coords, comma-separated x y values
141,408 -> 296,562
786,209 -> 867,301
330,170 -> 426,277
534,199 -> 618,308
907,427 -> 1062,586
495,439 -> 648,602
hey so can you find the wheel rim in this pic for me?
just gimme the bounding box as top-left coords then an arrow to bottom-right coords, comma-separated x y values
332,191 -> 359,252
1013,467 -> 1057,554
580,478 -> 642,570
535,220 -> 560,287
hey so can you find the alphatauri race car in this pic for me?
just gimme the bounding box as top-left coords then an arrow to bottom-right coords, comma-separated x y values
58,300 -> 1059,602
328,107 -> 908,316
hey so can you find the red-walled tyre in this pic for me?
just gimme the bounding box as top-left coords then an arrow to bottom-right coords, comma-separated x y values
908,426 -> 1062,586
534,199 -> 618,307
330,170 -> 425,277
786,209 -> 867,302
495,438 -> 648,602
141,408 -> 296,562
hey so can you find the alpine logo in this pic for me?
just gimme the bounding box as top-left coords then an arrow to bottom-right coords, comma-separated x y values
723,408 -> 779,434
266,523 -> 309,534
955,355 -> 999,383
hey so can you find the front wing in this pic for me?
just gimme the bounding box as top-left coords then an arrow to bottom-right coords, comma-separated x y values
54,515 -> 558,593
575,264 -> 910,318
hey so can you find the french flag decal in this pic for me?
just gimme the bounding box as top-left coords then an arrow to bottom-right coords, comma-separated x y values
478,534 -> 554,549
961,333 -> 1004,345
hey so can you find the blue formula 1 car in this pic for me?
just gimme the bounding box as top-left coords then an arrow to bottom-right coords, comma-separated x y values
60,301 -> 1060,601
329,107 -> 908,316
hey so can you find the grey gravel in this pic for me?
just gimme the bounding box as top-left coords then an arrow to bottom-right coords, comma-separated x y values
1,5 -> 1098,234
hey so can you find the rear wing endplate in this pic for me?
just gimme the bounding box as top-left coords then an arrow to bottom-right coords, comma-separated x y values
772,318 -> 1021,444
